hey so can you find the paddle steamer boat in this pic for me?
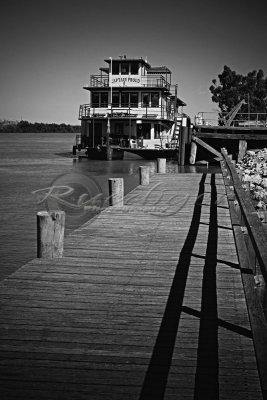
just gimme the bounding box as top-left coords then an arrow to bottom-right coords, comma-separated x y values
75,56 -> 189,160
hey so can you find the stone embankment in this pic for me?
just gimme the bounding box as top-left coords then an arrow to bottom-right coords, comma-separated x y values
237,148 -> 267,211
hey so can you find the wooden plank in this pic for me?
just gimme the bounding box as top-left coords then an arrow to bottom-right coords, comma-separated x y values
0,172 -> 264,400
192,135 -> 222,158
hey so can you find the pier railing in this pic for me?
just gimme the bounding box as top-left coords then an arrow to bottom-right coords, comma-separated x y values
221,148 -> 267,283
195,112 -> 267,127
220,148 -> 267,398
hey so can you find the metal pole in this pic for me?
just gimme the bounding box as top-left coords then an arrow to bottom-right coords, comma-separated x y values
109,57 -> 112,112
106,57 -> 112,160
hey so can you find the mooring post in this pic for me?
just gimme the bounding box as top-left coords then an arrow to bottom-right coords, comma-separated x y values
157,158 -> 166,173
108,178 -> 124,207
189,141 -> 197,165
238,140 -> 247,162
37,211 -> 65,258
139,166 -> 150,185
179,117 -> 188,165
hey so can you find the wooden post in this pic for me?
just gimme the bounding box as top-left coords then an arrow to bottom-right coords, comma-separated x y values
238,140 -> 247,162
157,158 -> 166,173
37,211 -> 65,258
106,147 -> 113,161
189,141 -> 197,165
179,125 -> 187,165
139,166 -> 150,185
258,211 -> 267,225
108,178 -> 124,207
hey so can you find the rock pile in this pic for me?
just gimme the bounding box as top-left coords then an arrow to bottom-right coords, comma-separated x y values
237,148 -> 267,210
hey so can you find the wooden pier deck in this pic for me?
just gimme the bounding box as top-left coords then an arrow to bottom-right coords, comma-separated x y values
0,172 -> 264,399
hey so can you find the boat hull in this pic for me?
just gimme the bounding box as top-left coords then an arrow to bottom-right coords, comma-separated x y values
123,148 -> 179,160
85,146 -> 179,160
86,146 -> 124,160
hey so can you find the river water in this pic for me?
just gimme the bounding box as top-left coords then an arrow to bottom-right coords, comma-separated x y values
0,132 -> 161,280
0,132 -> 218,281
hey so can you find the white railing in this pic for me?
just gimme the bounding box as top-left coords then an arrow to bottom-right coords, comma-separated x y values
79,104 -> 175,120
86,74 -> 171,90
195,112 -> 267,127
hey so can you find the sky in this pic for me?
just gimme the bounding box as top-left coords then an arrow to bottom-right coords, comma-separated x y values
1,0 -> 267,124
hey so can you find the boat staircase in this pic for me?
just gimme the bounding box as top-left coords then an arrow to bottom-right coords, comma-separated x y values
169,117 -> 180,148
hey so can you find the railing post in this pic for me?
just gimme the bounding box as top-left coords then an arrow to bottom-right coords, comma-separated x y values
108,178 -> 124,207
37,211 -> 65,258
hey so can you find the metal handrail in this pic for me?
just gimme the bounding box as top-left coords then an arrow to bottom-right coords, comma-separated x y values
195,112 -> 267,127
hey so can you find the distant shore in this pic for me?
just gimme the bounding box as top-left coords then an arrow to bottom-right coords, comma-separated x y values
0,119 -> 80,133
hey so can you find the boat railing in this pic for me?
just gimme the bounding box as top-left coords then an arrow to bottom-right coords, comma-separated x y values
79,104 -> 175,120
195,111 -> 267,127
220,148 -> 267,396
90,75 -> 109,87
85,74 -> 171,90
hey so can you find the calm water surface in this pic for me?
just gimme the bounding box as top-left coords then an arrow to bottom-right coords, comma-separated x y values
0,132 -> 218,281
0,132 -> 158,280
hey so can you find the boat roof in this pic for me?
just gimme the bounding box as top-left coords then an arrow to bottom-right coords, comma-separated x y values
99,67 -> 109,73
147,66 -> 171,74
177,98 -> 187,107
171,96 -> 187,107
104,57 -> 151,68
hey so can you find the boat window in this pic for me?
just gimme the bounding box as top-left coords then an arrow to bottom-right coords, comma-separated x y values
154,123 -> 164,139
121,62 -> 129,75
92,92 -> 100,107
151,93 -> 159,107
112,92 -> 120,107
130,93 -> 138,107
115,123 -> 123,136
130,62 -> 139,75
112,61 -> 119,74
142,123 -> 151,139
121,92 -> 129,107
100,92 -> 108,107
142,93 -> 150,107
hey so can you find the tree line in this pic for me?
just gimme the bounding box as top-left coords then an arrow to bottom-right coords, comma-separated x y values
210,66 -> 267,116
0,120 -> 81,133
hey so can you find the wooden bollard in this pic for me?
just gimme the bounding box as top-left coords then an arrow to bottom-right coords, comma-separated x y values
139,166 -> 150,185
157,158 -> 166,173
37,211 -> 65,258
108,178 -> 124,207
238,140 -> 247,162
189,141 -> 197,165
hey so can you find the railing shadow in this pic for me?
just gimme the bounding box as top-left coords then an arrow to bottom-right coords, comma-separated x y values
139,173 -> 207,400
194,173 -> 219,399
